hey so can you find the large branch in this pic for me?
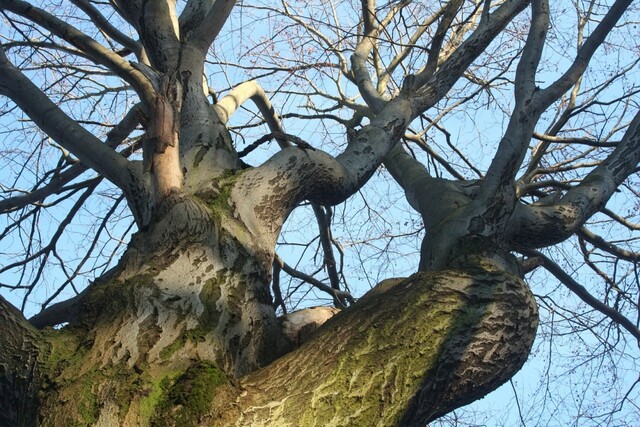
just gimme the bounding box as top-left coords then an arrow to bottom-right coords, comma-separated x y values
181,0 -> 236,51
537,0 -> 634,107
213,80 -> 288,149
0,51 -> 152,226
0,49 -> 132,192
217,82 -> 411,281
230,96 -> 413,248
506,111 -> 640,249
443,2 -> 548,239
457,0 -> 548,213
481,0 -> 633,204
420,0 -> 464,81
461,0 -> 633,240
212,268 -> 538,426
111,0 -> 181,72
411,0 -> 530,101
367,1 -> 533,211
218,82 -> 411,234
216,80 -> 347,301
383,143 -> 433,212
514,0 -> 548,102
350,0 -> 411,112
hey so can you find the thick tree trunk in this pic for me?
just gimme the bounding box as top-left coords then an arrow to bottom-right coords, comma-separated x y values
13,191 -> 289,425
0,295 -> 41,427
216,245 -> 538,426
0,218 -> 538,426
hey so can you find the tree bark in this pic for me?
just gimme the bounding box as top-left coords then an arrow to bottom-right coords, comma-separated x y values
0,295 -> 41,427
225,267 -> 538,427
14,191 -> 287,425
0,220 -> 537,426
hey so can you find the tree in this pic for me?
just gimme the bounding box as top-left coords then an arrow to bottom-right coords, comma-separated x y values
0,0 -> 637,426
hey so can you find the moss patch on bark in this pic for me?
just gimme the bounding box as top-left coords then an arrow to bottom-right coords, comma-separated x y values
150,360 -> 227,426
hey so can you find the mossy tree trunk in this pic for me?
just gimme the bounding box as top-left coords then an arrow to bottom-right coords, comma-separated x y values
8,189 -> 291,426
0,199 -> 538,426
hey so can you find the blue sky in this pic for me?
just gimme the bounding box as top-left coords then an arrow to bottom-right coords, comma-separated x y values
1,1 -> 639,425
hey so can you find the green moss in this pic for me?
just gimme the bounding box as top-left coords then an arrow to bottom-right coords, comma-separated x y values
40,320 -> 152,425
139,371 -> 183,424
198,277 -> 223,332
43,353 -> 184,426
159,335 -> 186,361
201,171 -> 256,247
75,377 -> 98,426
204,170 -> 239,214
159,330 -> 204,362
150,361 -> 227,426
290,272 -> 498,425
40,327 -> 83,371
37,270 -> 230,426
62,364 -> 143,425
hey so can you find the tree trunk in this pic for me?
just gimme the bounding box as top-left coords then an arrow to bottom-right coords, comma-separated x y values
226,270 -> 537,426
0,208 -> 538,426
0,295 -> 41,427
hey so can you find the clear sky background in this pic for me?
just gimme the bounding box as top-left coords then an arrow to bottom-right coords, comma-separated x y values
1,1 -> 639,425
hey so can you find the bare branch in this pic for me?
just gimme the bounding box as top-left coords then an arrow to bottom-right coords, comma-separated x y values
69,0 -> 142,58
514,0 -> 549,102
411,0 -> 530,109
351,0 -> 411,111
507,111 -> 640,249
525,249 -> 640,343
0,0 -> 155,105
578,227 -> 640,263
274,255 -> 355,306
538,0 -> 635,107
0,46 -> 140,196
421,0 -> 464,81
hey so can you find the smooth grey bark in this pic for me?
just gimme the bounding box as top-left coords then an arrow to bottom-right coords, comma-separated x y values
384,0 -> 638,270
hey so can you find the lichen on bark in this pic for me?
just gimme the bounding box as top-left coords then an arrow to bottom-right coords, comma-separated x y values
212,266 -> 538,426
